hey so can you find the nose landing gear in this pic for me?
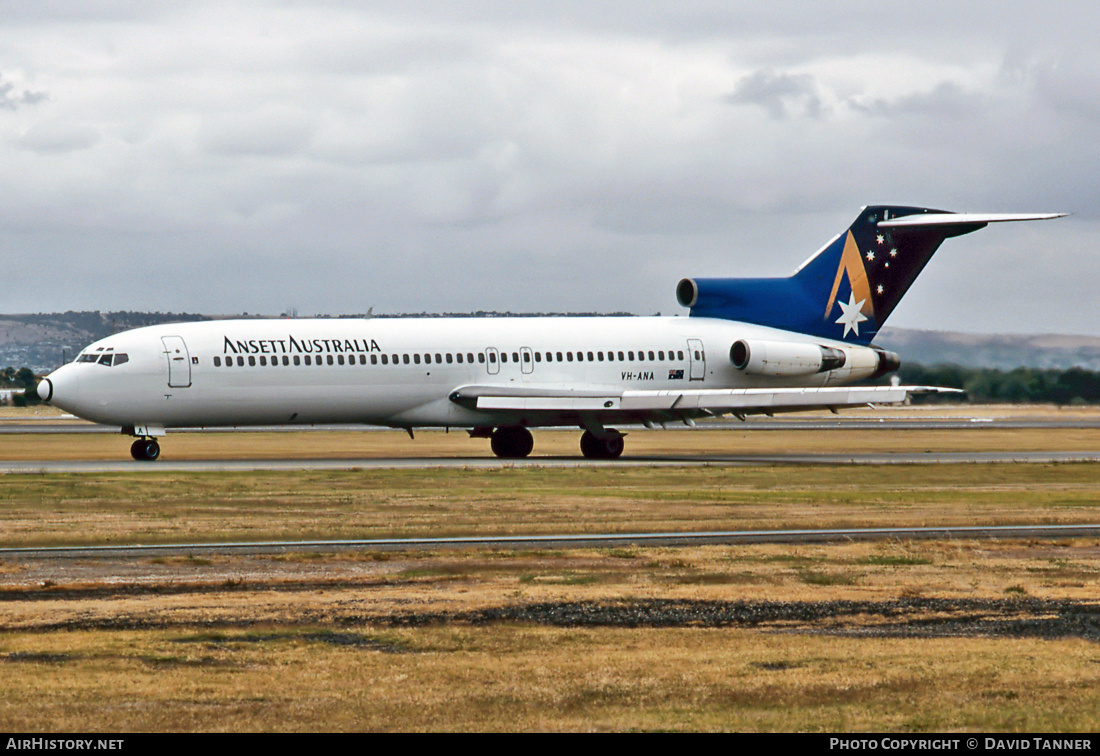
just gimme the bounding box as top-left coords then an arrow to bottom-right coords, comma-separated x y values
130,438 -> 161,462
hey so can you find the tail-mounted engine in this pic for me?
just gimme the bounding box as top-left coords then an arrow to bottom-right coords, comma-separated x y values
729,338 -> 900,380
729,339 -> 845,377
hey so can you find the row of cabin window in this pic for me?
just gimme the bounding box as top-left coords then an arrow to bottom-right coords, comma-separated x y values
521,349 -> 687,363
212,348 -> 689,369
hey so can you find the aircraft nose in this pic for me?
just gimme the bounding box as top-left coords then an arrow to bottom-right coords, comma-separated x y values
35,377 -> 53,402
36,364 -> 80,410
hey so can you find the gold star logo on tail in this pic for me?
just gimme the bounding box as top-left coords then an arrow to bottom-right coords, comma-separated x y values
823,231 -> 874,334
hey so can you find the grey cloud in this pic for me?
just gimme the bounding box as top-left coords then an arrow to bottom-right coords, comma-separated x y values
0,79 -> 47,110
1028,58 -> 1100,124
725,69 -> 823,120
201,113 -> 315,158
846,81 -> 979,119
17,121 -> 100,154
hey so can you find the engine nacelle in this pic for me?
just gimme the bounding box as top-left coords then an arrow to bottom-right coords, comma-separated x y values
730,339 -> 846,377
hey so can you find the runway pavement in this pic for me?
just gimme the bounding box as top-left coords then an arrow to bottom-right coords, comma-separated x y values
3,450 -> 1100,473
6,523 -> 1100,559
3,411 -> 1099,472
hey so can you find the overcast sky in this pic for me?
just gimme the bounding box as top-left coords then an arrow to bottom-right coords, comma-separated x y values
1,1 -> 1097,334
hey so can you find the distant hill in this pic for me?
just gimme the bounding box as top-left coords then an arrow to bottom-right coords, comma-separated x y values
0,312 -> 209,373
875,328 -> 1100,372
3,311 -> 1100,374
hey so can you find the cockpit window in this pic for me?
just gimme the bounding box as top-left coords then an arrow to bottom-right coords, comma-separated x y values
81,353 -> 128,366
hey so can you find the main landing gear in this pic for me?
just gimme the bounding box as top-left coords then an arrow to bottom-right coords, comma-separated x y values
130,438 -> 161,462
484,426 -> 625,460
580,429 -> 624,459
489,426 -> 534,459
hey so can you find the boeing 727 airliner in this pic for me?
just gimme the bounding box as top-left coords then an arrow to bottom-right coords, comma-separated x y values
35,206 -> 1064,460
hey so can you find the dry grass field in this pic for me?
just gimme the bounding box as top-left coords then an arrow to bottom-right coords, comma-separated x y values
1,406 -> 1099,731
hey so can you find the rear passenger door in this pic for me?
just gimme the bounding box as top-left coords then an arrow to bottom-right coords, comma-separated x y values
687,338 -> 705,381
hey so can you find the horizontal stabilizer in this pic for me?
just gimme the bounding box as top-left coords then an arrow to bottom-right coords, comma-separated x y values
878,212 -> 1066,229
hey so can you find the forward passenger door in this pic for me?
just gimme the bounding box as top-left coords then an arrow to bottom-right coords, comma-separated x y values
162,336 -> 192,388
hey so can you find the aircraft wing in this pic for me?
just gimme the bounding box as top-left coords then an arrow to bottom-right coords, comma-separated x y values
451,384 -> 961,418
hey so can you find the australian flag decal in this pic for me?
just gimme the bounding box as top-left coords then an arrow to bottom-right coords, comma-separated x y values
668,369 -> 685,380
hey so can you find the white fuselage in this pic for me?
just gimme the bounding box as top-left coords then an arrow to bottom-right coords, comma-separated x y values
42,316 -> 881,431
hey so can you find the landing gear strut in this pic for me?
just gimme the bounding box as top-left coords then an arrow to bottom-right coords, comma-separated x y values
130,438 -> 161,462
490,426 -> 534,458
580,429 -> 624,459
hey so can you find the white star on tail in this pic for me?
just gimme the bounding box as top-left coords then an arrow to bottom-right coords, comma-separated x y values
835,293 -> 868,337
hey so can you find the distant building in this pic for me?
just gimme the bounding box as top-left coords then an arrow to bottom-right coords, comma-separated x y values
0,389 -> 23,406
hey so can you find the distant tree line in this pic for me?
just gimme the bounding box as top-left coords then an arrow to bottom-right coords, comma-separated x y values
1,367 -> 38,406
1,367 -> 37,390
887,364 -> 1100,405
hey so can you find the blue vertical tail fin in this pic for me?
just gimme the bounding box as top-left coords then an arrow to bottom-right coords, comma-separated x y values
675,206 -> 1064,344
